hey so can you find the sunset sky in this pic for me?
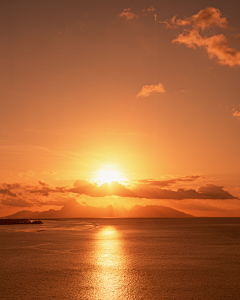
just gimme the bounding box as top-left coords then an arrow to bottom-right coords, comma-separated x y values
1,0 -> 240,217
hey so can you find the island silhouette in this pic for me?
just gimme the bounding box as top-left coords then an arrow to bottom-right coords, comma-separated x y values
4,200 -> 193,219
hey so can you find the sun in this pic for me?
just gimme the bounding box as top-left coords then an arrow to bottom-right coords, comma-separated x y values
91,165 -> 128,185
98,169 -> 121,184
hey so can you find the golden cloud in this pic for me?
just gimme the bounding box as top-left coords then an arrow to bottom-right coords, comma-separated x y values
136,83 -> 166,98
165,7 -> 240,67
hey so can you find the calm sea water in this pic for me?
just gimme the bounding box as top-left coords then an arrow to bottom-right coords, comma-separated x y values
0,218 -> 240,300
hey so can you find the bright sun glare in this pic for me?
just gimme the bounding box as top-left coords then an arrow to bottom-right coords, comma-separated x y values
91,166 -> 128,185
98,170 -> 121,184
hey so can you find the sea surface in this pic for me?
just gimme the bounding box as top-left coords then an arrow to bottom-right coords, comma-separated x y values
0,218 -> 240,300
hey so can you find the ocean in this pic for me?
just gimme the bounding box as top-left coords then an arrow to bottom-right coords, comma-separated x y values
0,218 -> 240,299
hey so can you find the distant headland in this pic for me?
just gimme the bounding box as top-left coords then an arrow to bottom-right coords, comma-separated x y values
0,219 -> 43,225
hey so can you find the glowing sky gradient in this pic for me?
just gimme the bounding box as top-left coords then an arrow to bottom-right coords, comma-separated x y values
1,0 -> 240,217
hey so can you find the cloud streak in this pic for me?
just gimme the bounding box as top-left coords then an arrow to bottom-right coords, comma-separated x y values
136,175 -> 204,187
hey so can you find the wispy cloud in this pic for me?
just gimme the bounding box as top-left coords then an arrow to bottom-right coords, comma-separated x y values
142,6 -> 156,14
164,7 -> 240,67
118,8 -> 138,21
58,14 -> 88,34
162,7 -> 229,29
146,6 -> 156,13
136,83 -> 166,98
119,7 -> 157,21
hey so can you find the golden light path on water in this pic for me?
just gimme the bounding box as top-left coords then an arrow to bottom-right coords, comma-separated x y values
89,226 -> 127,299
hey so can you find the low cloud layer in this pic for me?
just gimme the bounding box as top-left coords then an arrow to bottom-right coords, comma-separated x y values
136,83 -> 166,98
0,177 -> 238,209
164,7 -> 240,67
131,184 -> 237,200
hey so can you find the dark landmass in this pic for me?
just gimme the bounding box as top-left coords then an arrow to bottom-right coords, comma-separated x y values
0,219 -> 43,225
4,200 -> 193,218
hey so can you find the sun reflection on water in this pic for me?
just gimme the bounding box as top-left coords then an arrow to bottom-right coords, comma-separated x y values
91,226 -> 127,299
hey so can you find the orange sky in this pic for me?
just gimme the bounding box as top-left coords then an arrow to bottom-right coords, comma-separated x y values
1,0 -> 240,217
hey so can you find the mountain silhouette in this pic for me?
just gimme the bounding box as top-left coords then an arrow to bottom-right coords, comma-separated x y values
4,199 -> 193,218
